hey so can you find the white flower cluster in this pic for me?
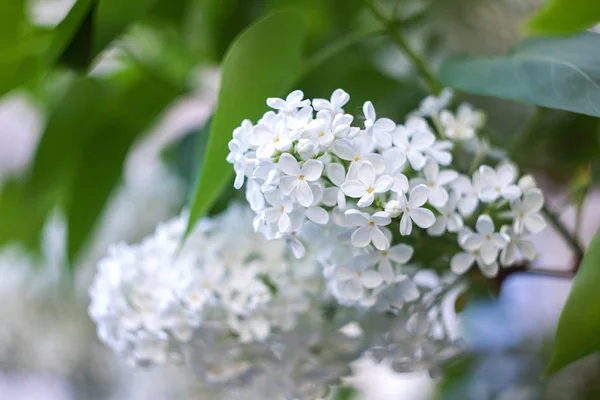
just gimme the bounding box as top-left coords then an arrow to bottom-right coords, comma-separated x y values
89,205 -> 320,367
227,88 -> 547,305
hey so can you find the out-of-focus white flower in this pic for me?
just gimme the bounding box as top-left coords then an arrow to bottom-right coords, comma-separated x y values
345,209 -> 391,250
440,104 -> 485,140
478,164 -> 521,202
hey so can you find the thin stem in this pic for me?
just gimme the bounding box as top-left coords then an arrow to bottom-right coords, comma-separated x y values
302,29 -> 385,79
364,0 -> 442,94
542,204 -> 585,262
522,268 -> 575,279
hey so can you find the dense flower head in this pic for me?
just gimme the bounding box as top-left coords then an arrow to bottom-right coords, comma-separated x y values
227,88 -> 547,306
89,205 -> 321,368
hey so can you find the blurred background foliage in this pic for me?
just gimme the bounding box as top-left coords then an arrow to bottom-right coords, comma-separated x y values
2,0 -> 600,398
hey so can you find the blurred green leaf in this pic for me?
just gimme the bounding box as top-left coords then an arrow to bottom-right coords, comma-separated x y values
186,10 -> 309,234
46,0 -> 95,68
546,228 -> 600,375
438,33 -> 600,118
0,0 -> 46,96
529,0 -> 600,35
66,71 -> 179,262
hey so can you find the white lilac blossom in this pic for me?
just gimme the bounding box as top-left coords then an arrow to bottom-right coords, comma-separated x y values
89,205 -> 320,367
226,88 -> 548,288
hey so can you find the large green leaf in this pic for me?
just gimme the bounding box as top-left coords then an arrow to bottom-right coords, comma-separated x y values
438,33 -> 600,118
529,0 -> 600,34
546,228 -> 600,375
186,11 -> 309,233
66,71 -> 179,262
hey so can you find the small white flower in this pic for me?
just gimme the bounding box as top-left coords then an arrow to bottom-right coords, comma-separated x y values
313,88 -> 350,114
460,215 -> 508,265
373,244 -> 414,283
341,162 -> 393,207
478,164 -> 521,202
333,138 -> 385,174
363,101 -> 396,148
397,184 -> 436,235
439,104 -> 485,140
412,160 -> 458,207
322,162 -> 346,207
416,88 -> 453,117
391,125 -> 435,171
262,191 -> 295,233
333,262 -> 383,301
345,209 -> 391,250
426,140 -> 453,166
427,194 -> 464,236
452,172 -> 485,216
499,226 -> 538,266
509,188 -> 546,234
450,228 -> 499,278
278,153 -> 324,207
251,115 -> 293,159
267,89 -> 310,114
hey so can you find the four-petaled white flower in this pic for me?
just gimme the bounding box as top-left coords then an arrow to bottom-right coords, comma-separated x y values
499,226 -> 537,266
363,101 -> 396,148
427,194 -> 464,236
345,209 -> 391,250
478,164 -> 521,202
509,188 -> 546,234
412,160 -> 458,207
333,262 -> 383,301
452,173 -> 484,217
262,191 -> 295,233
341,162 -> 393,207
391,125 -> 435,171
439,104 -> 485,140
394,185 -> 436,236
460,215 -> 508,265
372,244 -> 414,283
278,153 -> 324,207
251,115 -> 293,159
267,89 -> 310,114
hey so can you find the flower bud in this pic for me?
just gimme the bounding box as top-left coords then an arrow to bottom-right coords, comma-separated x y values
385,200 -> 403,218
518,174 -> 537,192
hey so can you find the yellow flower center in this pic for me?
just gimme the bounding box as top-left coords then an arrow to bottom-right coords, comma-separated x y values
299,174 -> 305,180
274,137 -> 280,143
367,187 -> 374,194
354,156 -> 360,162
319,132 -> 325,137
369,221 -> 375,226
381,250 -> 388,256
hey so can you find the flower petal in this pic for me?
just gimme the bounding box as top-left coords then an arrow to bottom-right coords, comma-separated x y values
450,252 -> 474,275
522,189 -> 544,213
345,209 -> 369,226
351,226 -> 373,247
501,185 -> 521,200
278,212 -> 292,233
475,214 -> 494,235
279,176 -> 297,195
333,139 -> 356,161
361,270 -> 383,288
399,213 -> 412,236
410,207 -> 436,229
428,187 -> 449,208
326,163 -> 346,187
524,213 -> 546,234
480,241 -> 498,265
379,258 -> 395,283
462,233 -> 484,251
408,184 -> 429,207
278,153 -> 301,176
371,227 -> 389,250
372,211 -> 391,226
357,192 -> 375,208
373,175 -> 393,193
302,159 -> 324,181
341,180 -> 366,198
296,180 -> 314,207
388,244 -> 413,264
363,101 -> 376,120
357,162 -> 376,186
306,206 -> 329,224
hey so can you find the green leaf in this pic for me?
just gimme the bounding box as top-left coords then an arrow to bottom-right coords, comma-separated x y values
438,32 -> 600,118
46,0 -> 95,68
529,0 -> 600,35
186,10 -> 309,234
546,228 -> 600,375
66,71 -> 179,262
94,0 -> 160,54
